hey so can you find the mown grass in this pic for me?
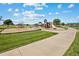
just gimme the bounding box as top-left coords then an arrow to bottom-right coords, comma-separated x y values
0,25 -> 7,29
61,26 -> 68,30
0,25 -> 17,30
72,26 -> 79,30
58,26 -> 68,30
64,32 -> 79,56
0,25 -> 33,29
0,30 -> 57,53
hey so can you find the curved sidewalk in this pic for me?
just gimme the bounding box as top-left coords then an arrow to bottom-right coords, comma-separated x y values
0,28 -> 76,56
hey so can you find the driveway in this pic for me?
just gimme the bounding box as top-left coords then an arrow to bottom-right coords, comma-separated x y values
0,28 -> 77,56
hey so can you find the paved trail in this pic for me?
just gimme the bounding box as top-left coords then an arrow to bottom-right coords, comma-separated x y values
0,28 -> 76,56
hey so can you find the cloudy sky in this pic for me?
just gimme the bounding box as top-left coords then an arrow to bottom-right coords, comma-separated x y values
0,3 -> 79,24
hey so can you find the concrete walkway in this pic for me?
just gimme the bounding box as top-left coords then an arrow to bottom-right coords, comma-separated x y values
0,28 -> 76,56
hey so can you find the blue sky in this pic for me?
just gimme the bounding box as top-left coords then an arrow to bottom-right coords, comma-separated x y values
0,3 -> 79,24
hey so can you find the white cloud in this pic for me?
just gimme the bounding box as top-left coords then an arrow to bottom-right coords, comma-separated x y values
76,16 -> 79,18
23,3 -> 47,7
23,3 -> 48,11
57,4 -> 62,9
75,16 -> 79,22
68,4 -> 74,8
22,11 -> 34,18
48,12 -> 52,15
13,13 -> 20,16
23,3 -> 35,7
1,3 -> 13,5
7,3 -> 13,4
55,12 -> 59,14
35,7 -> 43,10
62,10 -> 72,13
8,8 -> 12,12
15,8 -> 19,12
34,14 -> 45,17
22,10 -> 45,19
1,3 -> 6,4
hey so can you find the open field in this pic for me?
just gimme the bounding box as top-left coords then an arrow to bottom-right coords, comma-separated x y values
0,25 -> 18,32
0,25 -> 17,28
0,30 -> 57,53
59,26 -> 68,30
0,25 -> 7,29
64,32 -> 79,56
0,25 -> 17,29
71,26 -> 79,30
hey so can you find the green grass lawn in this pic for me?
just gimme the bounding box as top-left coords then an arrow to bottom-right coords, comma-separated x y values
64,32 -> 79,56
0,25 -> 18,29
0,25 -> 7,29
61,26 -> 68,30
0,25 -> 18,32
0,25 -> 33,29
0,25 -> 7,32
72,26 -> 79,30
0,30 -> 57,53
58,26 -> 68,30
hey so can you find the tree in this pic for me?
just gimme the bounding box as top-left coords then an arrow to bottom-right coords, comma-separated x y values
53,19 -> 61,26
26,24 -> 30,26
38,22 -> 42,26
3,19 -> 14,25
61,22 -> 65,26
44,19 -> 47,23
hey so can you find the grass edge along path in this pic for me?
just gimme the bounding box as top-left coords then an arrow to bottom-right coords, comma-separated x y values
64,32 -> 79,56
0,30 -> 57,53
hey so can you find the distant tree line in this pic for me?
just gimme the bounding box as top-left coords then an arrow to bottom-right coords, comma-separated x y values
0,16 -> 14,25
0,16 -> 65,27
